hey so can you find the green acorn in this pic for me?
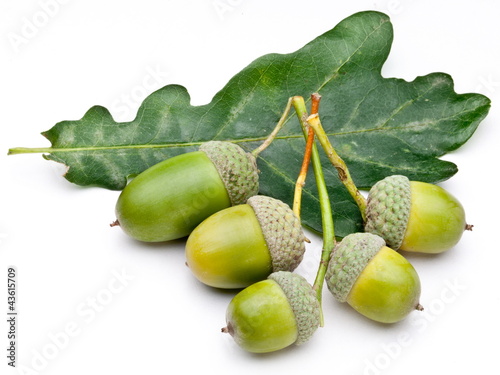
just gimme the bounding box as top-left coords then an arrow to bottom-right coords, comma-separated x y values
185,195 -> 306,289
364,175 -> 469,254
222,271 -> 321,353
326,232 -> 422,323
114,141 -> 259,242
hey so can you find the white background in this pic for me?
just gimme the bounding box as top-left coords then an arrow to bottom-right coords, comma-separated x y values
1,1 -> 499,374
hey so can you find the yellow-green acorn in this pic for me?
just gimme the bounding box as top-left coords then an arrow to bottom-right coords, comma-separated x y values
222,271 -> 321,353
114,141 -> 259,242
364,175 -> 468,253
326,232 -> 422,324
185,195 -> 306,289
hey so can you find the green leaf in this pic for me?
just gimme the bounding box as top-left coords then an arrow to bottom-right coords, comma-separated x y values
8,11 -> 490,237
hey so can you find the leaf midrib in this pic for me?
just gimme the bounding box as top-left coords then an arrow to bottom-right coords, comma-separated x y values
5,120 -> 438,154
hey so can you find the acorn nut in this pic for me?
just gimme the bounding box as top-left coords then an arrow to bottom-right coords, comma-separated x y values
113,141 -> 259,242
222,271 -> 321,353
364,175 -> 469,254
326,232 -> 422,323
185,195 -> 306,289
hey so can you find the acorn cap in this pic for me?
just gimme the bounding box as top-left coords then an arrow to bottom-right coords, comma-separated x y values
364,175 -> 411,250
268,271 -> 321,345
247,195 -> 306,272
325,233 -> 385,302
199,141 -> 259,206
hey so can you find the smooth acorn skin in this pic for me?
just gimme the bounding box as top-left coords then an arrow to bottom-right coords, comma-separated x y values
185,204 -> 273,289
185,195 -> 306,289
347,246 -> 422,323
223,279 -> 298,353
365,175 -> 468,254
115,151 -> 231,242
326,233 -> 422,324
400,181 -> 467,254
223,271 -> 320,353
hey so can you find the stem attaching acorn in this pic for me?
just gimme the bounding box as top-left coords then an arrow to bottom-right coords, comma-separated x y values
113,141 -> 259,242
185,195 -> 306,289
222,271 -> 321,353
326,232 -> 423,324
364,175 -> 469,254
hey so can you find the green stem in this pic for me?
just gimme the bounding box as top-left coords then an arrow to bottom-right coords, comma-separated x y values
8,147 -> 54,155
291,96 -> 335,327
306,113 -> 367,222
251,97 -> 294,157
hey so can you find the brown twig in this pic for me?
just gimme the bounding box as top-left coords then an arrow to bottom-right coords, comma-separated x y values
292,94 -> 322,218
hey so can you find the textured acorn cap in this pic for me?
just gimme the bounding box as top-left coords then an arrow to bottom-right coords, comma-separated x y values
247,195 -> 306,272
268,271 -> 321,345
199,141 -> 259,206
364,175 -> 411,250
325,233 -> 385,302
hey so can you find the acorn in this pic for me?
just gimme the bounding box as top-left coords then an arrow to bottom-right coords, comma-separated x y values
185,195 -> 306,289
222,271 -> 321,353
364,175 -> 468,254
113,141 -> 259,242
325,232 -> 422,324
